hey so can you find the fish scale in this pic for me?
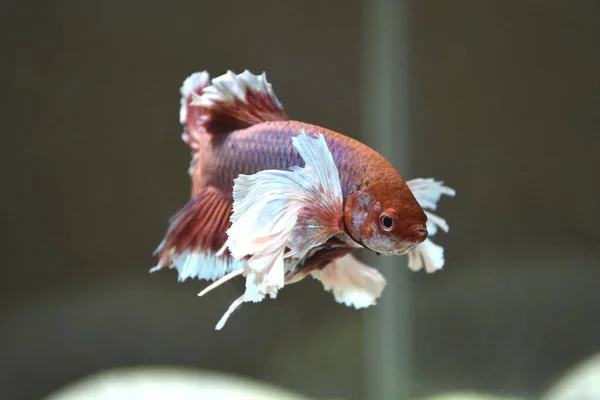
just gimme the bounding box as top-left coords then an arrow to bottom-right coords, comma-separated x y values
202,120 -> 370,198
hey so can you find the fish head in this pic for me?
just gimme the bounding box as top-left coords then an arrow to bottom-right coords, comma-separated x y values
343,186 -> 428,255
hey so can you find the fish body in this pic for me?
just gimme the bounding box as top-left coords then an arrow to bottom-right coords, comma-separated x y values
196,120 -> 401,197
192,119 -> 427,251
153,70 -> 455,329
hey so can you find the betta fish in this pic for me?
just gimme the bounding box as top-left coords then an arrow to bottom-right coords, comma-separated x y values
151,70 -> 455,329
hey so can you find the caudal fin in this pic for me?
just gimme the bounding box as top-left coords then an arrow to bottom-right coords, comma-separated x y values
152,186 -> 244,282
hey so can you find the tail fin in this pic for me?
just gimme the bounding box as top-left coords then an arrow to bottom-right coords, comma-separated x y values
151,186 -> 244,282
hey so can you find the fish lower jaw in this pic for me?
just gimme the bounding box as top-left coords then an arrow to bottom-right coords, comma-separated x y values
376,243 -> 420,256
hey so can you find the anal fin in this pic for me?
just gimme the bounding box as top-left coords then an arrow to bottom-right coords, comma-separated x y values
153,186 -> 244,281
284,242 -> 353,284
311,253 -> 387,309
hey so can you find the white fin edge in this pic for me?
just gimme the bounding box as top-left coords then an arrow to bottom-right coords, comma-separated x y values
407,238 -> 445,273
190,70 -> 283,109
407,178 -> 456,211
407,177 -> 455,273
149,248 -> 245,282
179,71 -> 210,125
312,253 -> 387,309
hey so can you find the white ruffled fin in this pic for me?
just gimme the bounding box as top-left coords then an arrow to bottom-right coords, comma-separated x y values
407,239 -> 445,273
406,178 -> 455,273
222,172 -> 301,302
180,71 -> 210,126
188,70 -> 289,134
407,178 -> 455,211
150,246 -> 244,282
170,251 -> 244,282
221,131 -> 344,304
312,253 -> 387,309
178,71 -> 211,175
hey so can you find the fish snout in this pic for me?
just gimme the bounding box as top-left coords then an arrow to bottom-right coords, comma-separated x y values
404,223 -> 428,244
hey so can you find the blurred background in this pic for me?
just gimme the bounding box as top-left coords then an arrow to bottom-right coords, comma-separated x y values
1,1 -> 599,399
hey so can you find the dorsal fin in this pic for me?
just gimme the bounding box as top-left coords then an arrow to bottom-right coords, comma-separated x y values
186,70 -> 289,135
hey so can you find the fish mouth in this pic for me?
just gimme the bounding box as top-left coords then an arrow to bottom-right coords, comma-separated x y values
401,223 -> 428,243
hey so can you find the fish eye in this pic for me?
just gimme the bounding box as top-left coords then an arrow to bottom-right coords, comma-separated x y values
380,213 -> 395,231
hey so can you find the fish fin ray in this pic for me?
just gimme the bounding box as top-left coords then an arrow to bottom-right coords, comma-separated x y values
187,70 -> 288,135
153,186 -> 244,281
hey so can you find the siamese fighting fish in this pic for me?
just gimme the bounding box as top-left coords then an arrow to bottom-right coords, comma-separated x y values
151,70 -> 455,329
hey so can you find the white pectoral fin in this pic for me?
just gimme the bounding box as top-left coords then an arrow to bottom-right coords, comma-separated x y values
312,253 -> 387,309
213,131 -> 344,329
407,177 -> 455,272
407,238 -> 445,273
225,183 -> 299,302
407,178 -> 455,211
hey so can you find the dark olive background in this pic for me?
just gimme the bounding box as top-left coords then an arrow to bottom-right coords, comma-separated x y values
1,1 -> 599,400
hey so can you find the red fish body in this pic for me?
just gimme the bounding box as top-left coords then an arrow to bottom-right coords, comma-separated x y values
196,121 -> 374,197
153,70 -> 455,329
195,120 -> 418,206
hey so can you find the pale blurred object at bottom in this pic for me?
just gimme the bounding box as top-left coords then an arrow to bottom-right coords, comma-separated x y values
413,394 -> 522,400
43,366 -> 315,400
43,365 -> 529,400
542,353 -> 600,400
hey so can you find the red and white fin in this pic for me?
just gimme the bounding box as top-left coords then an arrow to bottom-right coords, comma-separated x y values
188,69 -> 289,135
219,131 -> 344,304
151,186 -> 244,281
406,178 -> 456,273
285,133 -> 346,259
178,70 -> 288,175
179,71 -> 210,127
179,71 -> 211,176
311,253 -> 387,309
